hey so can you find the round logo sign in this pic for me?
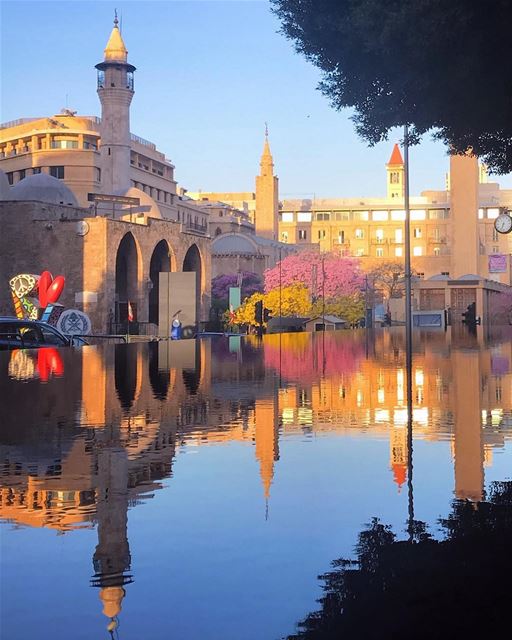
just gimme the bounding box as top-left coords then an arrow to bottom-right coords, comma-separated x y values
57,309 -> 92,335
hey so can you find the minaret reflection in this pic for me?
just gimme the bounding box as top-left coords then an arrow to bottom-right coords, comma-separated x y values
254,396 -> 280,511
91,441 -> 133,632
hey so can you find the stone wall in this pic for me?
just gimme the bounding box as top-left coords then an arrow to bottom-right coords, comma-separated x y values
0,200 -> 211,333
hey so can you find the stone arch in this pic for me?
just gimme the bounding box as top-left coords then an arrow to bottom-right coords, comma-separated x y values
215,227 -> 222,236
115,232 -> 141,325
148,239 -> 175,325
182,243 -> 203,334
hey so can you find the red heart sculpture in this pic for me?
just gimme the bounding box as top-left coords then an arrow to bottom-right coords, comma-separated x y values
38,271 -> 65,308
38,271 -> 52,308
47,276 -> 65,304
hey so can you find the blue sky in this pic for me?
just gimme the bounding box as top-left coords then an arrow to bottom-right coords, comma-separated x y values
2,0 -> 510,197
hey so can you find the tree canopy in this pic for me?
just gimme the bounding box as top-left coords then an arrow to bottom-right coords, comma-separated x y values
271,0 -> 512,174
264,251 -> 363,297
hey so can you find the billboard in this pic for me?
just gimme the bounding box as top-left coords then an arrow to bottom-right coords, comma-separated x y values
488,254 -> 508,273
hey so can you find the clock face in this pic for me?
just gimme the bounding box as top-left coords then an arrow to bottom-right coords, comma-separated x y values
494,213 -> 512,234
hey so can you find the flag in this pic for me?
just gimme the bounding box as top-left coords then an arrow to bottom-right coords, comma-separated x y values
127,301 -> 134,323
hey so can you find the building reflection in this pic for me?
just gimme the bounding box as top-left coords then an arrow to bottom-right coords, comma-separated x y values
1,329 -> 512,630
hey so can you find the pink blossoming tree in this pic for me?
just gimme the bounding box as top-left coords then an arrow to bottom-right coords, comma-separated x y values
264,251 -> 363,299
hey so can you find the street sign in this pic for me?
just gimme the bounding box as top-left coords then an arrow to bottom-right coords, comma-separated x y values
87,193 -> 140,205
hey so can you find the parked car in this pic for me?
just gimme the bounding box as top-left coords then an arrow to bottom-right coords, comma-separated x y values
0,317 -> 87,350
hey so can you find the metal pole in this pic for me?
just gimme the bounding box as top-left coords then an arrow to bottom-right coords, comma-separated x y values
322,255 -> 325,329
404,124 -> 414,541
279,247 -> 282,328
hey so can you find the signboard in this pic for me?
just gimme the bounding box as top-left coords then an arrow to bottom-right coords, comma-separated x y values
489,254 -> 507,273
229,287 -> 241,312
88,193 -> 140,205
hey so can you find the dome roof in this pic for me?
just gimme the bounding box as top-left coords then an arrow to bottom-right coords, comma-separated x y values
115,187 -> 161,219
0,170 -> 11,200
212,233 -> 259,254
11,173 -> 78,206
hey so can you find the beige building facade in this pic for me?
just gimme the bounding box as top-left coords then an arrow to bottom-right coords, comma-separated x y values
0,18 -> 211,332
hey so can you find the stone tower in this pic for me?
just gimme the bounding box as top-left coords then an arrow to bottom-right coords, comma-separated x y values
255,128 -> 279,241
386,143 -> 404,200
95,14 -> 135,194
450,152 -> 479,277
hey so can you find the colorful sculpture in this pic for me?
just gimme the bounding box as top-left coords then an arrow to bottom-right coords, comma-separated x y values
9,271 -> 66,320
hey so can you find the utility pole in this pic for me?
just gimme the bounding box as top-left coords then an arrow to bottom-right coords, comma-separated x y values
404,124 -> 414,542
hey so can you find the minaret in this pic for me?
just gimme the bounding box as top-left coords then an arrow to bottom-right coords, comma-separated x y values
386,143 -> 405,200
255,125 -> 279,241
95,13 -> 136,194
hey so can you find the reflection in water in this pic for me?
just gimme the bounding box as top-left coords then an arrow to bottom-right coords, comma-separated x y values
287,481 -> 512,640
1,328 -> 512,637
114,344 -> 138,409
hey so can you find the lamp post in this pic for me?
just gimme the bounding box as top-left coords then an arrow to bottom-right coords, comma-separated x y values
279,246 -> 282,329
403,124 -> 414,541
321,254 -> 325,329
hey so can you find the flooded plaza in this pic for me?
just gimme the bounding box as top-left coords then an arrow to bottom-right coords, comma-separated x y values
1,328 -> 512,639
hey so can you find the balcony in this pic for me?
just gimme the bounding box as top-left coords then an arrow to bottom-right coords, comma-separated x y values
181,221 -> 208,236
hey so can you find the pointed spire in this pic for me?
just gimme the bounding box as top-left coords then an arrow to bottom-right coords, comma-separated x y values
388,143 -> 404,166
262,122 -> 272,158
104,11 -> 128,62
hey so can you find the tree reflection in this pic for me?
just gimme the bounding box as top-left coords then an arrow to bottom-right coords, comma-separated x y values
288,481 -> 512,639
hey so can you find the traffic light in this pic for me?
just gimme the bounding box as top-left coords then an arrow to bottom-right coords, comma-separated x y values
462,302 -> 476,325
263,308 -> 272,323
254,300 -> 264,324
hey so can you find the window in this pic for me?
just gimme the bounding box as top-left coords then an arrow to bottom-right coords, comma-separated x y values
298,229 -> 307,240
493,246 -> 499,253
395,228 -> 403,243
375,229 -> 384,243
318,229 -> 326,239
434,247 -> 441,256
50,166 -> 65,179
281,231 -> 289,242
441,271 -> 450,276
493,228 -> 499,242
413,227 -> 422,238
51,139 -> 78,149
487,208 -> 500,219
6,172 -> 13,185
282,212 -> 294,222
18,169 -> 25,180
40,326 -> 67,346
316,212 -> 331,221
376,247 -> 384,257
411,210 -> 426,220
478,208 -> 484,219
391,210 -> 406,221
372,210 -> 388,221
215,227 -> 222,236
395,247 -> 403,257
353,211 -> 369,221
32,167 -> 41,175
84,140 -> 98,150
338,230 -> 345,244
95,167 -> 101,182
355,248 -> 364,257
297,212 -> 311,222
355,228 -> 364,239
433,227 -> 440,241
335,211 -> 350,221
413,246 -> 423,256
390,171 -> 400,184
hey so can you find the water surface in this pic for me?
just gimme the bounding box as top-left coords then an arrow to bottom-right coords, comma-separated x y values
1,328 -> 511,639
